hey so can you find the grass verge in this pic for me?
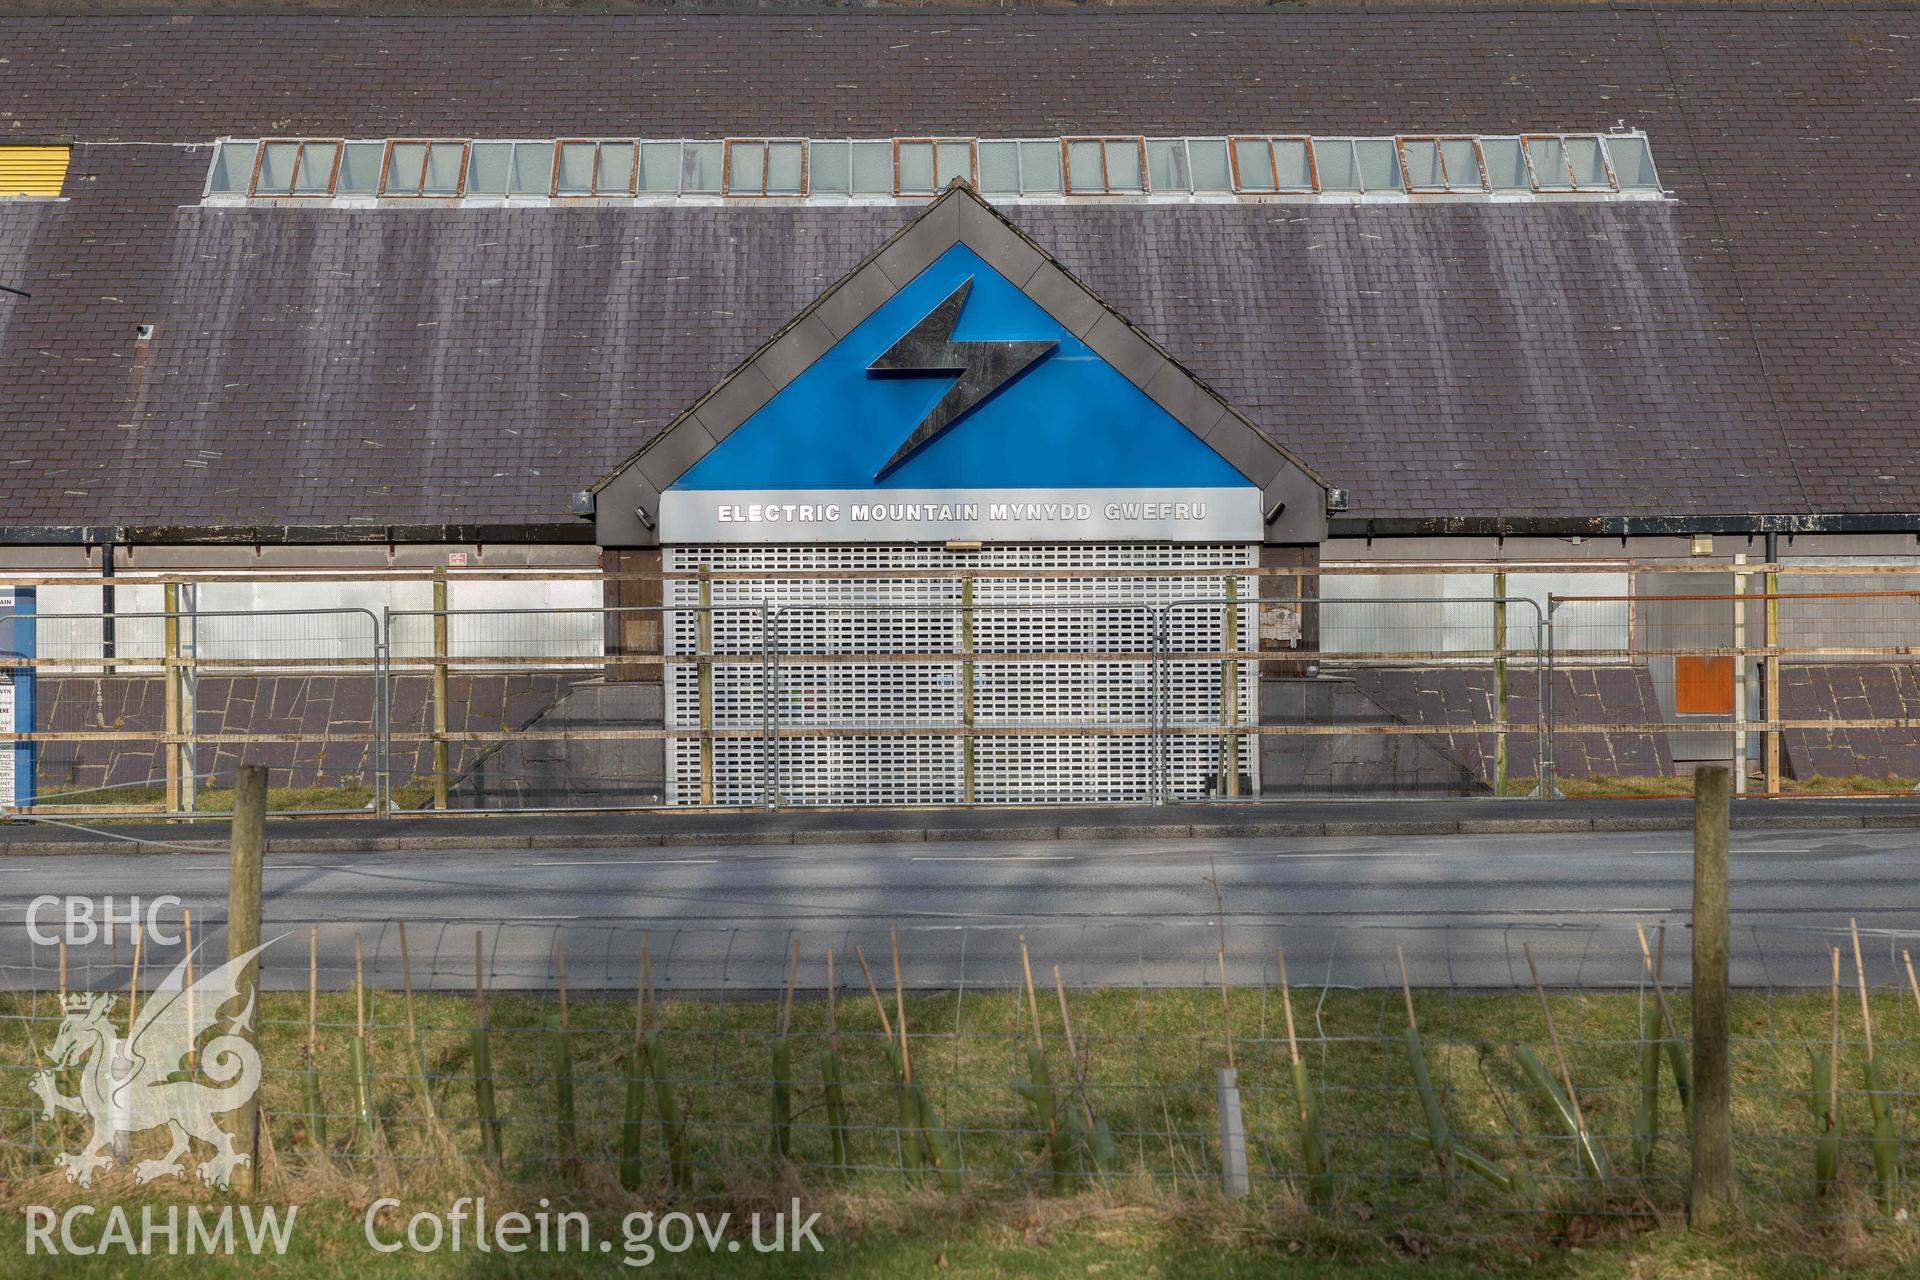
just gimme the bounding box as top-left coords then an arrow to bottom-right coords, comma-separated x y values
2,987 -> 1916,1275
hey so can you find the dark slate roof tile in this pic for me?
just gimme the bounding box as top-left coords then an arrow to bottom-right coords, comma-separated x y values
0,10 -> 1912,527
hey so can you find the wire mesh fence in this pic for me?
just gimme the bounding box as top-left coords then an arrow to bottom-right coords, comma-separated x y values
1547,586 -> 1920,797
1196,594 -> 1547,801
385,604 -> 680,811
1,567 -> 1919,816
4,914 -> 1918,1218
9,604 -> 385,817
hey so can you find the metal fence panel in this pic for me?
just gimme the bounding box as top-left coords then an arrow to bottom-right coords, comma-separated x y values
1,605 -> 384,817
18,566 -> 1920,812
1546,585 -> 1920,796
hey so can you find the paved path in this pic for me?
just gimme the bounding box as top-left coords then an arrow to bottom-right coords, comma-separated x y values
4,825 -> 1914,994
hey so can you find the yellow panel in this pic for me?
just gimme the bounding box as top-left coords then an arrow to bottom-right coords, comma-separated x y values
0,147 -> 71,197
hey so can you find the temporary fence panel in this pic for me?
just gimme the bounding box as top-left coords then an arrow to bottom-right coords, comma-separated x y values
384,604 -> 736,811
1547,584 -> 1920,796
1174,595 -> 1547,800
0,602 -> 383,817
14,565 -> 1920,815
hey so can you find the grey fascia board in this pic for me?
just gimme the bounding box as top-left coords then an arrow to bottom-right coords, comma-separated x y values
1018,258 -> 1108,339
1082,311 -> 1166,388
1260,466 -> 1328,545
962,185 -> 1331,496
957,196 -> 1045,286
756,312 -> 838,391
595,468 -> 662,548
811,260 -> 899,340
589,196 -> 954,502
636,416 -> 720,494
873,196 -> 961,290
1202,410 -> 1286,491
1141,361 -> 1231,444
691,361 -> 778,444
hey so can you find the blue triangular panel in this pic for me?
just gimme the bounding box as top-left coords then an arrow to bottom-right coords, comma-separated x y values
673,244 -> 1252,490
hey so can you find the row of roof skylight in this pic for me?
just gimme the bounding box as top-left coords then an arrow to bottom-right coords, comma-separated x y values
204,133 -> 1662,203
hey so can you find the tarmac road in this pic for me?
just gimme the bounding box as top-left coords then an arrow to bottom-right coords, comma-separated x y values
3,825 -> 1915,995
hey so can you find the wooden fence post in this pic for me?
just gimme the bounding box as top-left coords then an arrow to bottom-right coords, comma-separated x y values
1763,570 -> 1781,795
228,764 -> 266,1196
1221,578 -> 1241,798
1493,571 -> 1509,796
431,570 -> 449,810
1732,558 -> 1747,795
1689,764 -> 1735,1223
163,581 -> 180,813
960,574 -> 976,804
697,566 -> 714,806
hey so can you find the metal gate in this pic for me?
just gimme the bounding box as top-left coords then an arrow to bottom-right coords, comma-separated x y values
663,543 -> 1257,806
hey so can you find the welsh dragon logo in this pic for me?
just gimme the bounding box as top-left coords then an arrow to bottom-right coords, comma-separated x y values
29,939 -> 276,1189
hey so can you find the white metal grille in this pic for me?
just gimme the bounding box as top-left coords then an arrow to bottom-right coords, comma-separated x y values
664,543 -> 1257,806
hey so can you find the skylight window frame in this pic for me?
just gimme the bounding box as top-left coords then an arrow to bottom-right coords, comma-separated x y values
204,139 -> 262,198
802,139 -> 851,197
1015,139 -> 1064,195
721,138 -> 810,198
1145,136 -> 1232,195
1520,133 -> 1617,193
851,139 -> 896,196
1603,131 -> 1663,192
1308,138 -> 1361,194
892,138 -> 977,197
974,139 -> 1069,197
636,140 -> 684,195
250,137 -> 344,198
378,139 -> 472,199
1226,135 -> 1316,195
1564,133 -> 1619,192
1396,135 -> 1487,194
1311,137 -> 1406,195
1144,137 -> 1189,194
461,139 -> 550,198
203,132 -> 1668,206
804,139 -> 896,197
975,139 -> 1020,196
333,140 -> 389,197
1476,136 -> 1531,193
635,140 -> 725,196
551,138 -> 639,198
1061,136 -> 1148,196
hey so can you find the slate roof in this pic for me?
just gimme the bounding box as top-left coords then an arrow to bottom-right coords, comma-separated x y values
0,9 -> 1914,536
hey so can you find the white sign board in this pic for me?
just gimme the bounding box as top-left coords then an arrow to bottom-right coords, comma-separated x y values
660,487 -> 1263,544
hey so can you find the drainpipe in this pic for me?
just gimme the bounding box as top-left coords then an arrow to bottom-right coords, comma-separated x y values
1762,532 -> 1780,793
100,540 -> 115,671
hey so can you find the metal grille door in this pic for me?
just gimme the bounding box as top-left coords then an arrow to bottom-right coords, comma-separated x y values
664,543 -> 1256,806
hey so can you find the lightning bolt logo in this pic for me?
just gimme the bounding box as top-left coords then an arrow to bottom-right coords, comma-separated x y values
866,277 -> 1057,480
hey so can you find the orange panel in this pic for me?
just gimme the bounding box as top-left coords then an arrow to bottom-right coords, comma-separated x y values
1674,655 -> 1734,715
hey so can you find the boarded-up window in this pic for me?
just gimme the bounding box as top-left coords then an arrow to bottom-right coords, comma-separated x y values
1674,655 -> 1734,715
0,146 -> 70,197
